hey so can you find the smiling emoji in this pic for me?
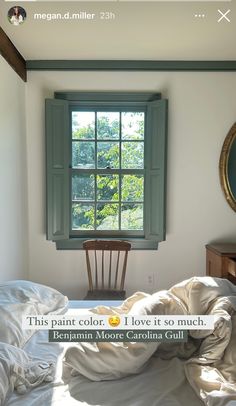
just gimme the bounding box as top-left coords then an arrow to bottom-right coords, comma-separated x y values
108,316 -> 120,328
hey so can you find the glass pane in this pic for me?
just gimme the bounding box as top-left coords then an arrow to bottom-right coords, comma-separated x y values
72,174 -> 94,201
97,112 -> 119,139
121,142 -> 144,169
96,204 -> 119,230
72,112 -> 95,139
97,175 -> 119,201
121,204 -> 143,230
121,175 -> 144,202
72,141 -> 95,168
72,203 -> 94,230
122,112 -> 144,140
97,142 -> 119,169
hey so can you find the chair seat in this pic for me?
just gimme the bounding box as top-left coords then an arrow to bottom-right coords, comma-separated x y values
84,289 -> 126,300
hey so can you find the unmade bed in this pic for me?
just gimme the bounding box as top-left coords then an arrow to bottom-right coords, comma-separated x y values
1,277 -> 236,406
5,311 -> 203,406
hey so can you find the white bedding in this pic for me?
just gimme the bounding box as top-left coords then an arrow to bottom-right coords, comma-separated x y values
5,306 -> 203,406
0,280 -> 68,347
63,277 -> 236,406
0,280 -> 69,405
4,276 -> 236,406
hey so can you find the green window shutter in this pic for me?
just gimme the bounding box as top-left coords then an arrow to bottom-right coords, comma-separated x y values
45,99 -> 70,241
145,99 -> 168,242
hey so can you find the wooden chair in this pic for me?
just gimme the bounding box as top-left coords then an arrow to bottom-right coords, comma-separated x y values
83,240 -> 131,300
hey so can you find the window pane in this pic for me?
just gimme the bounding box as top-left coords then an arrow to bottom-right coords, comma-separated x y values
97,175 -> 119,201
72,112 -> 95,139
72,203 -> 94,230
97,112 -> 119,139
72,174 -> 94,201
72,141 -> 95,168
121,204 -> 143,230
121,142 -> 144,169
96,204 -> 119,230
121,175 -> 144,202
97,142 -> 119,169
122,112 -> 144,140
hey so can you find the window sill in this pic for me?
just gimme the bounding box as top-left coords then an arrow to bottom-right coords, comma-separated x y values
55,238 -> 158,250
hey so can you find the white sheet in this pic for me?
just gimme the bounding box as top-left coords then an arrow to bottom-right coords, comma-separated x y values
62,277 -> 236,406
5,305 -> 203,406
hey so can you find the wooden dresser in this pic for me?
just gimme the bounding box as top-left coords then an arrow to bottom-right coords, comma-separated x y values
206,243 -> 236,284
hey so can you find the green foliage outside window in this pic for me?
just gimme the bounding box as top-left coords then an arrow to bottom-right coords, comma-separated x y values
71,112 -> 145,231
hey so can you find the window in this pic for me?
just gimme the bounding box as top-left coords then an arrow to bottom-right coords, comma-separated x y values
71,110 -> 145,234
46,92 -> 168,249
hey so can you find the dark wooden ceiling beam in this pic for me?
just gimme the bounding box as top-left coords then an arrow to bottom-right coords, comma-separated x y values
0,26 -> 26,82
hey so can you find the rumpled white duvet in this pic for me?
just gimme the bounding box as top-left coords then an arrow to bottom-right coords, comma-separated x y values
0,279 -> 68,405
0,342 -> 54,405
63,277 -> 236,406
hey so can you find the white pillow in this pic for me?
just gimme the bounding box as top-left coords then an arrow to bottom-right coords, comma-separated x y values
0,280 -> 68,347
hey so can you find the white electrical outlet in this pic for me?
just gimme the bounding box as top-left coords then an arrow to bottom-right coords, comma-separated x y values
148,275 -> 153,285
147,274 -> 156,293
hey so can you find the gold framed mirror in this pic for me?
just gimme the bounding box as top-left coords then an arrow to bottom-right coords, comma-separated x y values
219,123 -> 236,212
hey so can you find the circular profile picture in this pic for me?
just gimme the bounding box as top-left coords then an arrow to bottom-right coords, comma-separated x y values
8,6 -> 26,26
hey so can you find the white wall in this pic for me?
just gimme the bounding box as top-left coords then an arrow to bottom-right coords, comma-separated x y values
26,71 -> 236,299
0,56 -> 28,281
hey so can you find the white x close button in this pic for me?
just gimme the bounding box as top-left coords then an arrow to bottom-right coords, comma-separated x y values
218,9 -> 231,23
